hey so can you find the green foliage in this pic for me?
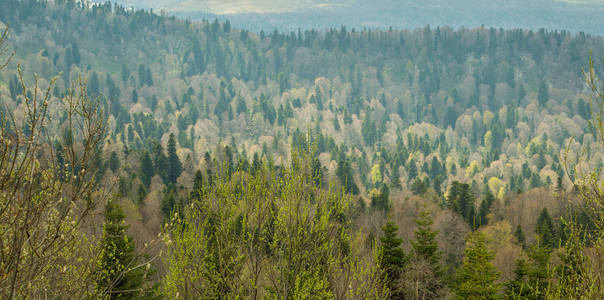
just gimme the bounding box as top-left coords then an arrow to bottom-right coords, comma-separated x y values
454,231 -> 501,300
370,184 -> 390,211
163,154 -> 382,298
535,208 -> 556,248
537,81 -> 549,107
410,209 -> 444,297
166,133 -> 182,184
140,152 -> 154,187
514,225 -> 526,249
337,157 -> 359,195
478,189 -> 495,227
96,201 -> 148,299
109,151 -> 119,173
506,240 -> 553,299
379,220 -> 406,298
447,182 -> 477,228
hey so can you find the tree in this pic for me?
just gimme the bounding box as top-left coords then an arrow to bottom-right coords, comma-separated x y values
109,151 -> 120,173
371,184 -> 390,211
167,133 -> 182,184
0,64 -> 107,297
140,152 -> 154,187
163,153 -> 383,298
152,142 -> 168,182
514,225 -> 526,249
506,240 -> 553,299
379,220 -> 406,299
537,81 -> 549,107
408,209 -> 444,298
371,164 -> 382,187
447,182 -> 477,227
336,157 -> 359,195
454,231 -> 501,299
478,189 -> 495,227
535,208 -> 556,248
96,201 -> 147,298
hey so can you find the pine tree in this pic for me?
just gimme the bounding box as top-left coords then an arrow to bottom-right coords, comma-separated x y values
454,231 -> 501,299
167,133 -> 182,184
379,220 -> 406,298
96,201 -> 145,299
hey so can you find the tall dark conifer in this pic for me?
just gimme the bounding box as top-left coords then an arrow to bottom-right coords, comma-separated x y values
140,152 -> 154,187
167,133 -> 182,184
379,220 -> 406,299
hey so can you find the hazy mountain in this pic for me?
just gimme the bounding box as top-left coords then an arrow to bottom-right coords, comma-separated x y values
99,0 -> 604,34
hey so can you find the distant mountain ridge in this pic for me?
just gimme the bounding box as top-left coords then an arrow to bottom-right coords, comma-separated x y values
96,0 -> 604,35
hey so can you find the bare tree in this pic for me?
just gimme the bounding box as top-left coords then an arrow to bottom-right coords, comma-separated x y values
0,25 -> 108,298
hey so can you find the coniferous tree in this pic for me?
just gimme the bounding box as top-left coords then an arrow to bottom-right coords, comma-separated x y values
96,201 -> 145,298
137,184 -> 147,204
379,220 -> 406,299
514,224 -> 527,249
410,209 -> 444,298
537,81 -> 549,107
454,231 -> 501,299
536,208 -> 556,248
109,151 -> 119,173
167,133 -> 182,184
478,189 -> 495,227
506,239 -> 552,299
336,158 -> 359,195
447,182 -> 477,227
140,152 -> 154,187
152,142 -> 168,182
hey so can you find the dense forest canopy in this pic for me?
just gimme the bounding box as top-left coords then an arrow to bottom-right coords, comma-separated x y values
1,0 -> 604,298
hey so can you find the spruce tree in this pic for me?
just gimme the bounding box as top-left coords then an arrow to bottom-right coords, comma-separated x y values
379,220 -> 406,298
411,209 -> 444,297
109,151 -> 119,173
447,182 -> 476,227
167,133 -> 182,184
506,240 -> 552,299
454,231 -> 501,299
152,142 -> 168,182
536,208 -> 556,248
140,152 -> 154,187
514,224 -> 526,249
478,189 -> 495,227
96,201 -> 145,299
537,81 -> 549,107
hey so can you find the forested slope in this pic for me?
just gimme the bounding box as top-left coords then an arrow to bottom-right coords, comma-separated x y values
1,0 -> 604,298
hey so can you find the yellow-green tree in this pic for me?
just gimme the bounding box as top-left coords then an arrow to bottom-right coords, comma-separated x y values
163,152 -> 384,299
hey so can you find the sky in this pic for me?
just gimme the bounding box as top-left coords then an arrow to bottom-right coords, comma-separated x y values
95,0 -> 604,35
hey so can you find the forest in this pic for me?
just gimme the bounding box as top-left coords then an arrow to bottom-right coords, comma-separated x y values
1,0 -> 604,298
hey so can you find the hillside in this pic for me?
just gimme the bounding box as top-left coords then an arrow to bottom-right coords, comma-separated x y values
1,0 -> 604,298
